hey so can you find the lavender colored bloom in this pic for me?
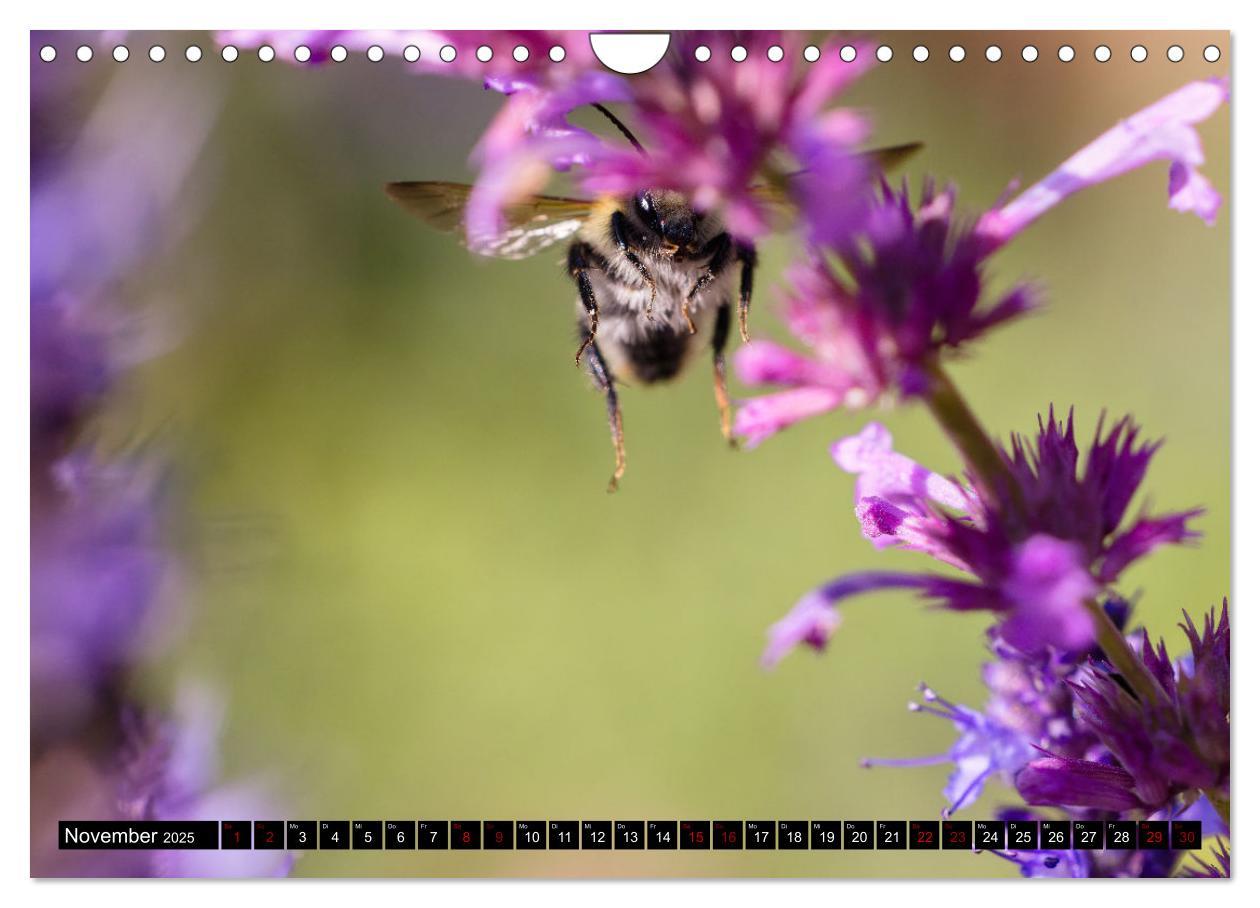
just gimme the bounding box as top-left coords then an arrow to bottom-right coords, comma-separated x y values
734,183 -> 1035,443
863,684 -> 1036,816
977,79 -> 1229,245
763,410 -> 1199,663
584,32 -> 872,243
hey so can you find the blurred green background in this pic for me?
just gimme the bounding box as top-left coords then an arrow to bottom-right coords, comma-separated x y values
78,30 -> 1229,877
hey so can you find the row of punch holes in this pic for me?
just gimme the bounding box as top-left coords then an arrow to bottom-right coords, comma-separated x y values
38,42 -> 1224,66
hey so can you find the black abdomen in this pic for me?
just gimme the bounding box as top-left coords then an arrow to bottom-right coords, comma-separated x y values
624,325 -> 690,383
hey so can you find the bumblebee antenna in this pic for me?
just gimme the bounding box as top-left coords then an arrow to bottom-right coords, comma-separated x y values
591,103 -> 646,156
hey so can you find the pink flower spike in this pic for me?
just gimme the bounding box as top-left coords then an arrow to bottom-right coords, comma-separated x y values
831,423 -> 969,511
977,78 -> 1229,246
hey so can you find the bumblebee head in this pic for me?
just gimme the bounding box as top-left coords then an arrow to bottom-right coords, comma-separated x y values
634,190 -> 699,256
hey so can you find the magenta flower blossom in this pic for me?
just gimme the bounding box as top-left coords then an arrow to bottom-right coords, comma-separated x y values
584,32 -> 872,242
762,409 -> 1200,663
977,78 -> 1229,245
734,183 -> 1035,445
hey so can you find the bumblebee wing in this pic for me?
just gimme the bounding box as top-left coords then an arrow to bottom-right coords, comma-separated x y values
385,181 -> 593,260
748,142 -> 926,208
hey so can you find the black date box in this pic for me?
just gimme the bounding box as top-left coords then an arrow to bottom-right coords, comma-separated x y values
285,821 -> 317,850
1171,820 -> 1202,851
352,821 -> 382,850
221,821 -> 251,850
384,821 -> 415,849
844,821 -> 874,850
909,820 -> 939,850
811,821 -> 842,850
319,821 -> 349,850
582,821 -> 612,850
483,821 -> 513,850
648,821 -> 678,850
680,821 -> 710,850
615,821 -> 645,850
1106,820 -> 1137,850
1007,820 -> 1038,851
515,820 -> 546,850
450,820 -> 481,850
974,820 -> 1004,850
1039,820 -> 1070,850
549,821 -> 579,850
713,821 -> 743,850
942,820 -> 972,850
254,820 -> 284,850
1072,820 -> 1104,850
777,821 -> 808,850
1139,820 -> 1170,850
417,821 -> 449,850
745,821 -> 775,850
876,820 -> 907,850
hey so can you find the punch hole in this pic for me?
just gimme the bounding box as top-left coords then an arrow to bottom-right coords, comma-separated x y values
258,45 -> 275,63
221,45 -> 239,62
985,45 -> 1002,62
1204,45 -> 1220,63
439,45 -> 457,63
913,45 -> 929,62
512,45 -> 528,62
1058,45 -> 1074,62
476,45 -> 493,62
1021,45 -> 1038,62
39,45 -> 56,62
149,45 -> 165,62
1167,45 -> 1184,62
331,45 -> 348,63
76,45 -> 93,62
113,45 -> 129,63
294,45 -> 312,63
876,45 -> 893,62
549,45 -> 566,62
589,33 -> 669,73
803,45 -> 820,62
840,45 -> 857,63
731,45 -> 748,62
185,45 -> 202,62
403,45 -> 420,62
694,45 -> 711,62
949,45 -> 965,62
1094,45 -> 1111,62
767,45 -> 784,62
1130,45 -> 1148,62
367,45 -> 384,62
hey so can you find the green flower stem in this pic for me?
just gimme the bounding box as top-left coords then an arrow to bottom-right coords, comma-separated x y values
922,356 -> 1171,709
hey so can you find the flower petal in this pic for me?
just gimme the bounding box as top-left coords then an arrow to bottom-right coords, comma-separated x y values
733,386 -> 847,448
998,535 -> 1098,652
831,422 -> 970,511
1015,754 -> 1143,811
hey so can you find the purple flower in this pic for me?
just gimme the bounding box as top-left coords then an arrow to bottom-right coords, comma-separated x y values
1181,845 -> 1230,878
862,684 -> 1036,816
584,33 -> 872,242
977,79 -> 1229,245
735,183 -> 1035,443
1019,603 -> 1229,812
762,409 -> 1200,663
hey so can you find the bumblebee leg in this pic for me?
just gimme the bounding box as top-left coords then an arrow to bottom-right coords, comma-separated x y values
687,232 -> 733,303
736,243 -> 756,343
712,300 -> 737,447
610,210 -> 656,312
569,242 -> 601,365
583,332 -> 627,492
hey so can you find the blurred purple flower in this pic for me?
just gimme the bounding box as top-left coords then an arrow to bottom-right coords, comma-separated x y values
584,32 -> 872,242
762,409 -> 1199,664
735,183 -> 1035,444
978,78 -> 1229,245
1182,845 -> 1230,878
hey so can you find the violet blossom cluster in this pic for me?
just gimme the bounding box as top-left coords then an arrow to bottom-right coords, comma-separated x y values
30,43 -> 290,878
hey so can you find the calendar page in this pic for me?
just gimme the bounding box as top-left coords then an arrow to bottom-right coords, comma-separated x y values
29,27 -> 1230,881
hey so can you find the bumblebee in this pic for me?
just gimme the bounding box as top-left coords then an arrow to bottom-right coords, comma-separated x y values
387,113 -> 918,491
